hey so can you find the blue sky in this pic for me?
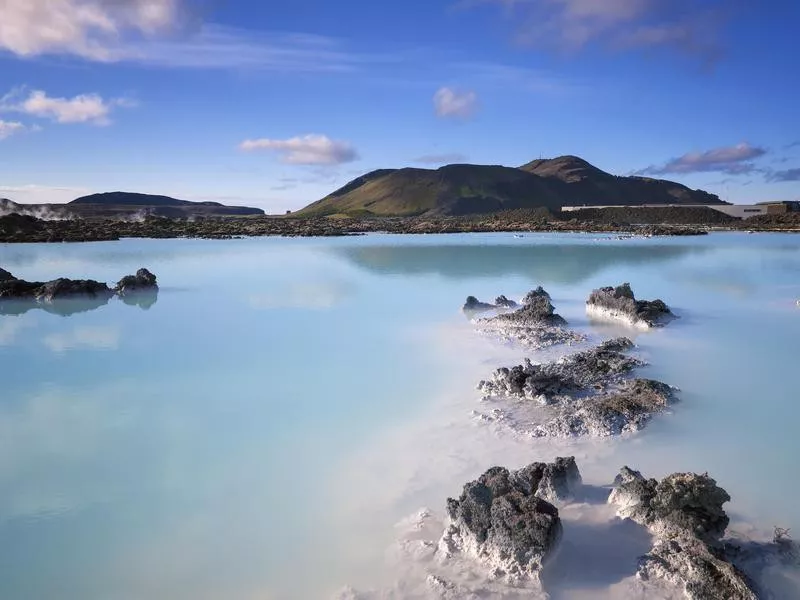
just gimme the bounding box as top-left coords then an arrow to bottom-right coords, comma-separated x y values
0,0 -> 798,212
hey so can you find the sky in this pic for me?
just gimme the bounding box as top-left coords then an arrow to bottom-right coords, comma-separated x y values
0,0 -> 798,212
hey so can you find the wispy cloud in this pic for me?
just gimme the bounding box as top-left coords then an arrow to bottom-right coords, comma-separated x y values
637,143 -> 767,176
462,0 -> 728,64
412,153 -> 468,164
434,87 -> 478,119
785,141 -> 800,150
240,134 -> 359,166
0,0 -> 381,73
1,88 -> 134,125
767,168 -> 800,183
120,26 -> 374,72
0,0 -> 179,61
0,119 -> 25,140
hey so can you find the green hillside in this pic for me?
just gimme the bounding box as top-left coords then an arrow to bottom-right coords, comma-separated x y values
296,155 -> 724,218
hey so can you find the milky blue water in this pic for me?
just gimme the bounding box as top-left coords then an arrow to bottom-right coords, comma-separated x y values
1,232 -> 799,599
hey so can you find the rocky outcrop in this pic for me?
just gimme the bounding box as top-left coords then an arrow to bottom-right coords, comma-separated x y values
473,287 -> 583,349
490,288 -> 567,328
494,295 -> 518,309
0,272 -> 112,302
533,378 -> 674,437
522,286 -> 550,304
463,294 -> 520,313
478,338 -> 640,401
476,339 -> 678,438
586,283 -> 673,328
510,456 -> 582,504
609,468 -> 759,599
115,268 -> 158,295
610,468 -> 730,542
438,458 -> 581,582
463,296 -> 495,313
0,268 -> 158,311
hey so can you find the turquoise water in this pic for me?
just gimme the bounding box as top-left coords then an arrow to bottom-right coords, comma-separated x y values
1,232 -> 799,599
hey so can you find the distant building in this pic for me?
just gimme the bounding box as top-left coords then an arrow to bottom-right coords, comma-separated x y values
560,202 -> 799,219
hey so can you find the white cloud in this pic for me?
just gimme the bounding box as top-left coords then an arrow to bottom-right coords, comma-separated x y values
433,87 -> 478,119
0,119 -> 25,139
44,326 -> 120,353
0,0 -> 179,61
0,0 -> 375,73
0,88 -> 133,125
240,134 -> 359,166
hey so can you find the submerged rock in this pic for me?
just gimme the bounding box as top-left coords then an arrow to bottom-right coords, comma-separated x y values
586,283 -> 673,328
438,458 -> 580,582
115,268 -> 158,296
609,467 -> 759,600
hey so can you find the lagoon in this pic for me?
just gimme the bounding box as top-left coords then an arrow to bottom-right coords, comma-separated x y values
1,232 -> 799,599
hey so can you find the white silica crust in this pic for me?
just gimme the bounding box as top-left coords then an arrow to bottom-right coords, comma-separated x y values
586,302 -> 653,330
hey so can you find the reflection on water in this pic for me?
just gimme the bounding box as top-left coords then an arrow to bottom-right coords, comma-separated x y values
118,289 -> 159,311
0,232 -> 799,600
0,288 -> 158,316
335,239 -> 709,283
0,295 -> 113,316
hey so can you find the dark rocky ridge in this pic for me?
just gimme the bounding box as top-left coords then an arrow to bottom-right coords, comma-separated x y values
4,209 -> 775,244
1,193 -> 264,219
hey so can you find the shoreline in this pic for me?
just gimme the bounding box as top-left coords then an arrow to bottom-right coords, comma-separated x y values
2,212 -> 800,243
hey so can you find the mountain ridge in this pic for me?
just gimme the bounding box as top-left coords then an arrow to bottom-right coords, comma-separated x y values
1,192 -> 264,218
297,155 -> 725,217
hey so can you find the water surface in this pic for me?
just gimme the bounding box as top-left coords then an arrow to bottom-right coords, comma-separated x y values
1,232 -> 798,599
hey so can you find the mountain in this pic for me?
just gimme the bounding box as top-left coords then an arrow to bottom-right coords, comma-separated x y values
296,155 -> 725,218
520,155 -> 721,207
69,192 -> 264,216
298,164 -> 569,217
1,192 -> 264,219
